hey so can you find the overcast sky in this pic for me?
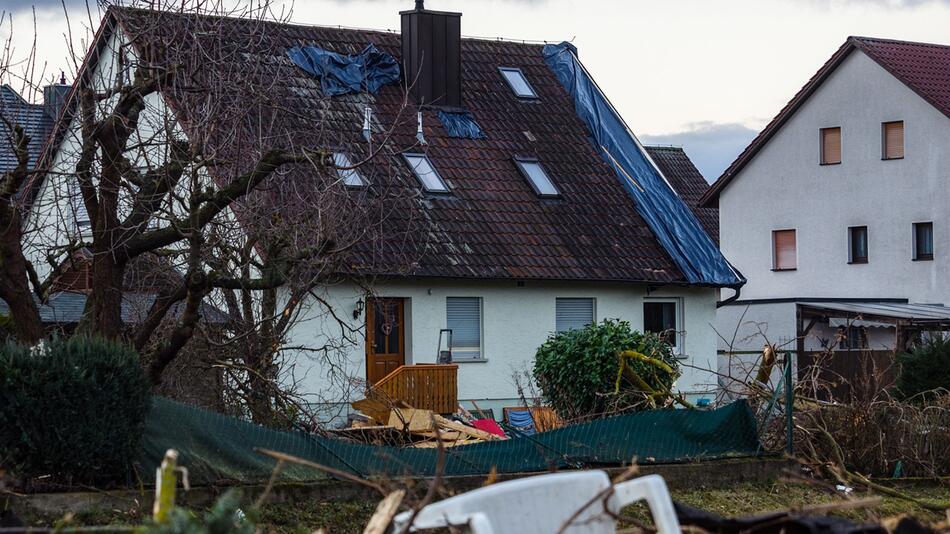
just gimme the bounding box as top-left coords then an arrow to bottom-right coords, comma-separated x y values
3,0 -> 948,181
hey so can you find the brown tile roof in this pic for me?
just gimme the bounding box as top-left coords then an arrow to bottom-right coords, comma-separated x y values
644,146 -> 718,244
701,36 -> 950,207
103,7 -> 686,284
857,37 -> 950,119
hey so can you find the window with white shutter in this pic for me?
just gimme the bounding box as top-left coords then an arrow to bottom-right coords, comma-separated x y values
446,297 -> 482,360
555,298 -> 595,333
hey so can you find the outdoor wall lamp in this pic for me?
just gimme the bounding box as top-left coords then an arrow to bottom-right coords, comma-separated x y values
353,298 -> 365,320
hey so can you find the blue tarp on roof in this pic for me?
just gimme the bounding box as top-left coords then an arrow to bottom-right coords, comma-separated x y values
287,44 -> 400,96
437,110 -> 487,139
542,42 -> 744,288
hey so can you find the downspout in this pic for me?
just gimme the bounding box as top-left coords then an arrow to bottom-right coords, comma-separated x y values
717,262 -> 746,308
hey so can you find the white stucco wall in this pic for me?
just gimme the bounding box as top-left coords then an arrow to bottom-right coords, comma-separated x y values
716,49 -> 950,351
286,278 -> 719,419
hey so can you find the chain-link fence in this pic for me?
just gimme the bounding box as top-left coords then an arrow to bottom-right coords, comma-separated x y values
139,397 -> 764,485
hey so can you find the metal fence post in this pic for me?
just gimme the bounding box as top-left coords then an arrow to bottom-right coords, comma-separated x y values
785,352 -> 794,455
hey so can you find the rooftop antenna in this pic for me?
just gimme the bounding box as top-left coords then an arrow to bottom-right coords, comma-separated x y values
362,107 -> 372,142
59,71 -> 66,85
416,111 -> 427,145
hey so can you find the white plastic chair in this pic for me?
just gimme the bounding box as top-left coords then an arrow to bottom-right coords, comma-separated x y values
391,471 -> 680,534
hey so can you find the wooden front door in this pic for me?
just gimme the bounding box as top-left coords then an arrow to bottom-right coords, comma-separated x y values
366,298 -> 406,385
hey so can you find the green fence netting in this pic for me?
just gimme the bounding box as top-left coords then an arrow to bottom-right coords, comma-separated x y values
139,397 -> 762,484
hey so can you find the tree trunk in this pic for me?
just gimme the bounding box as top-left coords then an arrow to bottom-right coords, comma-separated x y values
82,250 -> 127,339
0,219 -> 43,343
247,368 -> 276,426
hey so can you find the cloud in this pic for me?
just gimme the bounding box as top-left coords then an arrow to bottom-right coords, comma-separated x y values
640,122 -> 760,183
806,0 -> 950,7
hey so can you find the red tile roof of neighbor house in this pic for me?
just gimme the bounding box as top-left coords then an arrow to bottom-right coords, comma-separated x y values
37,7 -> 721,286
700,36 -> 950,207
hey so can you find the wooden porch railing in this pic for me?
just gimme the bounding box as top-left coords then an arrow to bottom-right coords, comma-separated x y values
371,363 -> 458,414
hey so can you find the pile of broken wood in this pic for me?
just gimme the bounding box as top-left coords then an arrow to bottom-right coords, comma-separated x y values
331,398 -> 507,448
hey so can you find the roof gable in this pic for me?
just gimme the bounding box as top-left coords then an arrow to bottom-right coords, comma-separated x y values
856,37 -> 950,119
701,36 -> 950,207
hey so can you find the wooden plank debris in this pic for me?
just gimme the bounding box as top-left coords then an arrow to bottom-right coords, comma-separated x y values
388,408 -> 435,433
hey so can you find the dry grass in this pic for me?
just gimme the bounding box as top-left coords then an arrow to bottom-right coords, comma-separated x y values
17,479 -> 949,533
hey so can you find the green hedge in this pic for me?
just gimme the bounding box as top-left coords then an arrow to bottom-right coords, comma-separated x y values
0,336 -> 151,485
533,319 -> 679,420
895,334 -> 950,401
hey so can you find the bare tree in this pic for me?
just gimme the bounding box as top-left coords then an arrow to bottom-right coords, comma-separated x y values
2,0 -> 426,423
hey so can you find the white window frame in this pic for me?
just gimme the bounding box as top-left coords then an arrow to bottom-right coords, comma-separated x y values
446,296 -> 484,361
403,153 -> 450,193
555,297 -> 596,333
643,297 -> 685,356
498,67 -> 538,99
333,152 -> 368,188
514,157 -> 560,198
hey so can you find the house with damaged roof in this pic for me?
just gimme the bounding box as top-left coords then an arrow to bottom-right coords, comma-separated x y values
24,2 -> 741,416
701,36 -> 950,398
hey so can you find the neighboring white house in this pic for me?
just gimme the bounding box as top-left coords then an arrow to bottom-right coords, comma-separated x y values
23,4 -> 739,419
700,37 -> 950,385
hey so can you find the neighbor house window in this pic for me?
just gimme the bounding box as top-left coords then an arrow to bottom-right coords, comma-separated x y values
498,67 -> 538,99
882,121 -> 904,160
837,326 -> 868,350
333,152 -> 368,187
913,222 -> 933,261
820,127 -> 841,165
772,229 -> 797,270
848,226 -> 868,264
403,153 -> 449,193
644,299 -> 682,353
446,297 -> 482,360
555,298 -> 595,333
514,157 -> 560,197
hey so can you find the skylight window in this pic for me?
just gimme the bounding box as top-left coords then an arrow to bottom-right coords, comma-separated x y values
514,157 -> 560,197
403,153 -> 449,193
333,152 -> 368,187
499,67 -> 538,99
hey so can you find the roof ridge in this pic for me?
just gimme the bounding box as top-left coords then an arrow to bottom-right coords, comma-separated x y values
643,145 -> 685,151
849,35 -> 950,50
110,5 -> 556,47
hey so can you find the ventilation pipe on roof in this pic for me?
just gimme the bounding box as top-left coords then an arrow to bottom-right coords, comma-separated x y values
362,107 -> 373,142
416,111 -> 427,145
400,2 -> 462,107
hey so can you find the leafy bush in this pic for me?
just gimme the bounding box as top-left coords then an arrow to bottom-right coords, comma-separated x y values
533,319 -> 679,420
895,334 -> 950,401
0,336 -> 151,485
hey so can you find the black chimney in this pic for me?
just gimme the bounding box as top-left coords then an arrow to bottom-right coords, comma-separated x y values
43,72 -> 70,122
400,2 -> 462,107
